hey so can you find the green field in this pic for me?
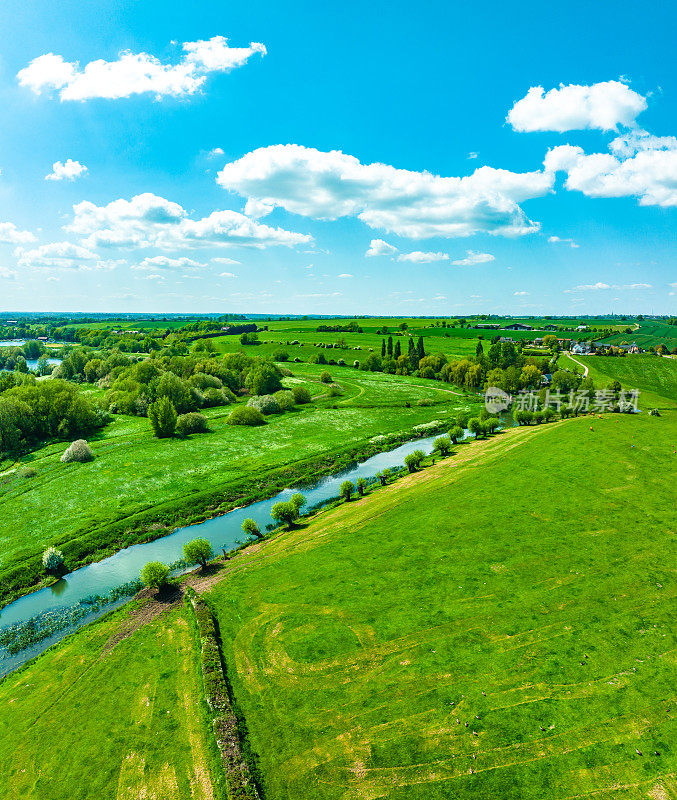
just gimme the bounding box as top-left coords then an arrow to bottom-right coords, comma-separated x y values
598,320 -> 677,352
560,353 -> 677,409
0,601 -> 220,800
0,365 -> 476,603
204,412 -> 677,800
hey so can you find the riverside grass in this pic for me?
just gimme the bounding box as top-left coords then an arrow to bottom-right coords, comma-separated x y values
205,411 -> 677,800
0,367 -> 476,606
0,602 -> 224,800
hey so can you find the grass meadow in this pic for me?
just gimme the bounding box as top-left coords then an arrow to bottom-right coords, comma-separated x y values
206,412 -> 677,800
0,602 -> 220,800
0,365 -> 476,602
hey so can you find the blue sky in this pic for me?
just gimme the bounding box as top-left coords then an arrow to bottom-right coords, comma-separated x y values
0,0 -> 674,315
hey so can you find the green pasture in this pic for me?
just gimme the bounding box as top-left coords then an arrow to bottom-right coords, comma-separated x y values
0,603 -> 219,800
0,366 -> 476,600
208,412 -> 677,800
598,320 -> 677,351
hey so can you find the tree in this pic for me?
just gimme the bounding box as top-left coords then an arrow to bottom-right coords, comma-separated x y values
476,341 -> 484,356
183,538 -> 214,570
319,370 -> 333,384
376,471 -> 387,486
434,435 -> 452,456
356,477 -> 367,496
246,363 -> 282,395
448,425 -> 464,444
404,449 -> 425,472
148,396 -> 177,438
292,385 -> 311,404
416,336 -> 425,361
340,480 -> 355,501
140,561 -> 170,591
394,339 -> 401,359
271,500 -> 298,529
290,493 -> 306,512
42,546 -> 64,574
381,339 -> 386,358
242,518 -> 263,539
387,336 -> 393,357
468,417 -> 483,438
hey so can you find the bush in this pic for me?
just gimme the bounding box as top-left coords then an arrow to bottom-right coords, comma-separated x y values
176,412 -> 209,436
434,435 -> 452,456
228,405 -> 266,426
42,546 -> 64,573
60,439 -> 94,463
328,384 -> 343,397
319,370 -> 333,384
247,394 -> 281,415
404,449 -> 425,472
148,396 -> 177,438
183,537 -> 214,569
271,500 -> 298,529
21,466 -> 37,478
273,350 -> 289,362
340,480 -> 354,500
140,561 -> 170,591
292,386 -> 311,404
246,363 -> 282,395
202,387 -> 232,408
416,398 -> 433,406
274,390 -> 296,411
242,518 -> 263,539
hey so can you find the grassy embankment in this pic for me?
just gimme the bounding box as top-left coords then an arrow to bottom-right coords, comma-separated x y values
0,365 -> 475,606
203,410 -> 676,800
0,600 -> 222,800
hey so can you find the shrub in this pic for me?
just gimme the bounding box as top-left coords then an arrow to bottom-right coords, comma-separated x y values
340,480 -> 354,500
247,394 -> 281,415
183,538 -> 214,570
356,477 -> 367,496
246,363 -> 282,396
273,350 -> 289,362
328,384 -> 342,397
271,500 -> 298,529
290,493 -> 306,512
42,546 -> 64,573
176,412 -> 208,436
404,449 -> 425,472
319,370 -> 333,384
242,518 -> 263,539
148,396 -> 177,438
60,439 -> 94,463
140,561 -> 170,591
434,436 -> 452,456
21,466 -> 38,478
292,385 -> 311,404
274,390 -> 296,411
202,387 -> 232,408
416,398 -> 433,406
228,405 -> 265,426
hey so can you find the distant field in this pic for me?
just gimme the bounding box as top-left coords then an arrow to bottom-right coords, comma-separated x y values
599,320 -> 677,351
0,365 -> 476,600
560,353 -> 677,409
0,603 -> 219,800
208,412 -> 677,800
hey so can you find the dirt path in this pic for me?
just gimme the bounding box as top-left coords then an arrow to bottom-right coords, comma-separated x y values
565,353 -> 589,377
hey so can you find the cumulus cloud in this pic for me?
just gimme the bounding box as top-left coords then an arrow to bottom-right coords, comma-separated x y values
18,36 -> 266,101
66,192 -> 311,250
507,80 -> 647,132
217,144 -> 552,239
14,241 -> 99,268
133,255 -> 206,270
0,221 -> 36,244
397,251 -> 449,263
0,266 -> 18,279
244,197 -> 274,218
45,159 -> 88,181
565,282 -> 610,292
513,291 -> 529,296
219,271 -> 237,278
451,250 -> 495,266
212,256 -> 240,264
366,238 -> 398,257
548,235 -> 579,248
545,131 -> 677,207
337,272 -> 354,277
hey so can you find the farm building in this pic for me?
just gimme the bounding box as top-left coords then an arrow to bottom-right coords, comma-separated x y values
503,323 -> 533,330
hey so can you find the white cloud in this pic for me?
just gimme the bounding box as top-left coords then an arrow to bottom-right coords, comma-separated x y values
548,235 -> 578,248
468,152 -> 478,160
565,282 -> 610,292
337,272 -> 353,277
217,144 -> 552,239
67,192 -> 311,250
614,283 -> 652,290
219,271 -> 236,278
244,197 -> 274,218
133,255 -> 206,270
15,241 -> 98,268
451,250 -> 495,266
0,266 -> 18,279
545,131 -> 677,207
209,147 -> 225,157
0,221 -> 36,244
397,251 -> 449,263
507,80 -> 647,132
18,36 -> 266,101
212,256 -> 240,264
366,238 -> 398,257
513,291 -> 529,296
45,159 -> 88,181
670,282 -> 677,288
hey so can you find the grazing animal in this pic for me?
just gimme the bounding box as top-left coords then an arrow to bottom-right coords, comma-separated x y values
473,731 -> 478,736
540,726 -> 546,731
636,749 -> 642,756
465,722 -> 468,727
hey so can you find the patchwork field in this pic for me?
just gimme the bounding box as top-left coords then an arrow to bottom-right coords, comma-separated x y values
0,601 -> 220,800
598,320 -> 677,352
206,412 -> 677,800
0,365 -> 475,602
